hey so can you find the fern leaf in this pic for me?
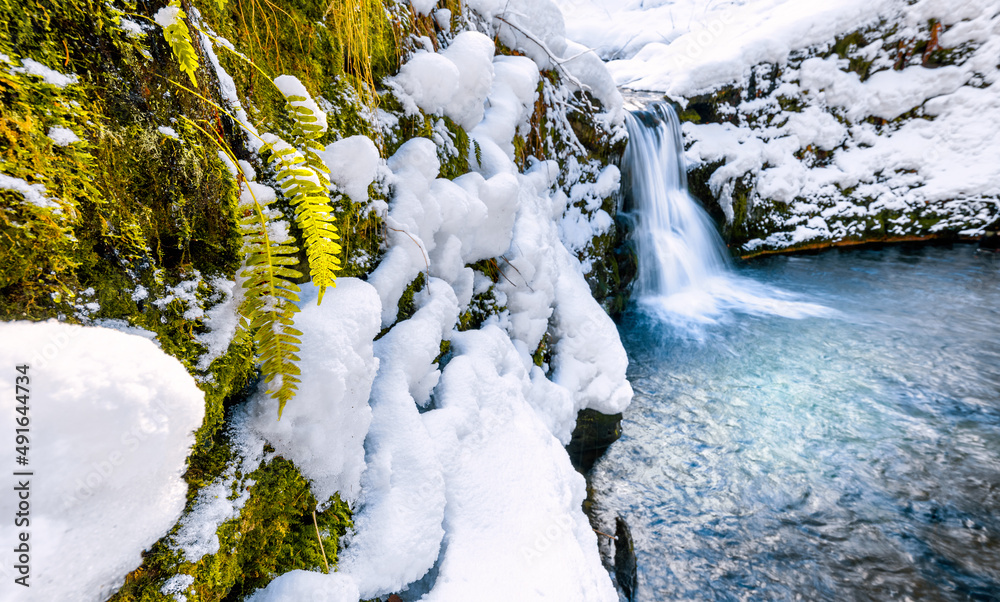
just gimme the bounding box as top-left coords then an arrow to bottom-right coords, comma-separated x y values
155,1 -> 199,87
261,130 -> 341,304
236,177 -> 304,418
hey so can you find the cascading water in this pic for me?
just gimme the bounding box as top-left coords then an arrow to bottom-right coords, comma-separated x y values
624,102 -> 731,298
622,102 -> 829,325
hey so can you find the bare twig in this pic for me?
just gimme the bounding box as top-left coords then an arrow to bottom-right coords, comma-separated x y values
313,510 -> 330,574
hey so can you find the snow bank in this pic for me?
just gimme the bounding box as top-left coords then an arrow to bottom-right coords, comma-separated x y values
465,0 -> 624,128
336,280 -> 455,597
250,7 -> 632,599
248,280 -> 381,505
0,321 -> 204,600
677,0 -> 1000,249
552,0 -> 893,98
246,570 -> 359,602
389,32 -> 495,130
319,135 -> 381,204
419,326 -> 618,601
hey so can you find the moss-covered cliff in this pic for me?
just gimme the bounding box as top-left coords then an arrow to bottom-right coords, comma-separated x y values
0,0 -> 629,598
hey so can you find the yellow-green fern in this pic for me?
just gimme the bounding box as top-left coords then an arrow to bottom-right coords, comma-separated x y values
236,176 -> 304,416
263,77 -> 342,304
182,116 -> 304,417
155,0 -> 199,87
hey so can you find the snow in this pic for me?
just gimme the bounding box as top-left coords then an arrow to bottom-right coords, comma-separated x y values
318,136 -> 381,203
47,126 -> 80,146
13,58 -> 78,87
335,280 -> 454,597
199,27 -> 263,151
249,8 -> 632,599
161,574 -> 195,597
247,280 -> 381,505
471,0 -> 625,128
158,125 -> 180,140
171,413 -> 264,562
0,321 -> 204,600
388,32 -> 495,131
0,174 -> 56,210
274,74 -> 328,133
552,0 -> 893,98
417,326 -> 617,601
408,0 -> 436,16
153,4 -> 182,29
194,276 -> 241,371
246,571 -> 359,602
118,17 -> 147,39
551,0 -> 1000,249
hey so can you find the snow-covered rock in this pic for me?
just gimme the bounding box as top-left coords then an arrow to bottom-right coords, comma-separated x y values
0,321 -> 204,600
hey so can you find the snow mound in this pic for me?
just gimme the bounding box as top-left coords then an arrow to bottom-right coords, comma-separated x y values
390,32 -> 496,131
0,321 -> 204,600
419,326 -> 618,601
246,570 -> 359,602
248,279 -> 381,505
319,135 -> 381,204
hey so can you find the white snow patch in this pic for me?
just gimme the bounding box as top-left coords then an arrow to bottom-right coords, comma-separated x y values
158,125 -> 180,140
319,135 -> 381,203
273,74 -> 327,133
47,126 -> 80,146
14,58 -> 78,87
246,571 -> 359,602
0,321 -> 204,600
0,173 -> 56,210
247,280 -> 381,505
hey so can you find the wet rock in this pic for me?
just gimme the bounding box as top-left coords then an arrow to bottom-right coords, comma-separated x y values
980,218 -> 1000,251
566,409 -> 623,473
614,515 -> 638,602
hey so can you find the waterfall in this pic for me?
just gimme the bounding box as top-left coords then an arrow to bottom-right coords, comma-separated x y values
623,102 -> 831,324
624,102 -> 730,298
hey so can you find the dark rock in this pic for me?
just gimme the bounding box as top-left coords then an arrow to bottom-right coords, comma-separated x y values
980,219 -> 1000,251
566,409 -> 623,473
614,515 -> 638,602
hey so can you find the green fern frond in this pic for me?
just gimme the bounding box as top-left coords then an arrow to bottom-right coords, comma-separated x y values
156,0 -> 200,87
262,86 -> 342,304
236,182 -> 305,417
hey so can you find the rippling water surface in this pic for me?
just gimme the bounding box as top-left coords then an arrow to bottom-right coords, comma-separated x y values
594,244 -> 1000,601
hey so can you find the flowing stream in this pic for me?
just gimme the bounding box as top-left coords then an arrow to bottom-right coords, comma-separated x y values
599,103 -> 1000,601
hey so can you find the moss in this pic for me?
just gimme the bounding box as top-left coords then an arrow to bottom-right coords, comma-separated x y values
829,31 -> 874,79
677,107 -> 701,123
110,451 -> 353,602
395,270 -> 426,323
433,338 -> 451,367
435,115 -> 470,179
531,331 -> 552,369
457,282 -> 502,331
